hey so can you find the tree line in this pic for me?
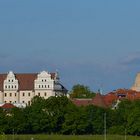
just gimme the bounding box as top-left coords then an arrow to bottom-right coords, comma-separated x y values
0,84 -> 140,135
0,96 -> 140,135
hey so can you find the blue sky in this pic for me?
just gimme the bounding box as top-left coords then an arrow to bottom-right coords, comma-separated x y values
0,0 -> 140,93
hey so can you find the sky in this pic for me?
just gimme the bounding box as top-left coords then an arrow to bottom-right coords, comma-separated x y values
0,0 -> 140,93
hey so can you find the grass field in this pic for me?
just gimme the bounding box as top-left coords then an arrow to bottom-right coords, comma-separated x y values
0,135 -> 140,140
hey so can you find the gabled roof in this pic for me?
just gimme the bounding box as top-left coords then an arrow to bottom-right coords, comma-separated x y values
0,73 -> 56,91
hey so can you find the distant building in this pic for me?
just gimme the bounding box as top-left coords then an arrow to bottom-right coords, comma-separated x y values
0,71 -> 67,107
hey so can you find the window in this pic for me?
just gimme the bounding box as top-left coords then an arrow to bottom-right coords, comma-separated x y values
15,93 -> 16,96
15,85 -> 16,88
9,80 -> 10,82
12,85 -> 13,88
10,101 -> 12,103
28,93 -> 30,96
45,79 -> 46,82
42,85 -> 43,88
5,93 -> 7,97
48,85 -> 50,88
45,85 -> 47,88
38,93 -> 40,96
10,93 -> 12,97
44,92 -> 47,96
4,101 -> 6,103
39,85 -> 40,88
15,101 -> 16,103
9,85 -> 10,88
12,80 -> 13,82
42,79 -> 43,82
5,85 -> 7,89
22,101 -> 25,103
23,93 -> 25,96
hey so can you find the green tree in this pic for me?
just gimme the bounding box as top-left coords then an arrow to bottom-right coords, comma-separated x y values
70,84 -> 95,98
24,96 -> 51,134
46,96 -> 73,133
127,100 -> 140,135
0,108 -> 7,134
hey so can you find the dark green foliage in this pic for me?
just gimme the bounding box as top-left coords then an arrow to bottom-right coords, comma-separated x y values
1,95 -> 140,135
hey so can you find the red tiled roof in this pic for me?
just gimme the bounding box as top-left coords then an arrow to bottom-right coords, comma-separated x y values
0,73 -> 56,91
92,93 -> 108,108
71,94 -> 108,108
72,99 -> 93,106
103,93 -> 117,107
1,103 -> 15,109
71,89 -> 140,108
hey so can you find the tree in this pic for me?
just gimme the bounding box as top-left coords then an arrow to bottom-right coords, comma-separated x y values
70,84 -> 95,98
127,100 -> 140,135
24,96 -> 51,134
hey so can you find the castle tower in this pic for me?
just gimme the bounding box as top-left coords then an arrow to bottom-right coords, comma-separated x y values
131,73 -> 140,91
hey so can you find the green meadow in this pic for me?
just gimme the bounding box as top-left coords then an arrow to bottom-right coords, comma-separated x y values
0,135 -> 140,140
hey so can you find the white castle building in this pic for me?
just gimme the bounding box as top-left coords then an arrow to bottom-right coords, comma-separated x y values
0,71 -> 67,107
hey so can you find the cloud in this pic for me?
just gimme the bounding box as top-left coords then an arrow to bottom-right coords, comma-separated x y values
120,52 -> 140,66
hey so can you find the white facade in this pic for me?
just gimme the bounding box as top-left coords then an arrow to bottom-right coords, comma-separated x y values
0,71 -> 67,107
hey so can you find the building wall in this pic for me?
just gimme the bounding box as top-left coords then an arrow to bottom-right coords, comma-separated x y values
0,71 -> 67,107
0,91 -> 4,103
19,90 -> 34,105
3,91 -> 19,104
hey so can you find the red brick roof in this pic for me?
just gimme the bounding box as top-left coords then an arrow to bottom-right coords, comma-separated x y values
1,103 -> 15,109
0,73 -> 56,91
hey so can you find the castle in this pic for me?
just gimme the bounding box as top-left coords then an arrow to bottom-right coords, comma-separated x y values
0,71 -> 67,107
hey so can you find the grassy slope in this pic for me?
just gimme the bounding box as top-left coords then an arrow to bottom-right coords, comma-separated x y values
0,135 -> 140,140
